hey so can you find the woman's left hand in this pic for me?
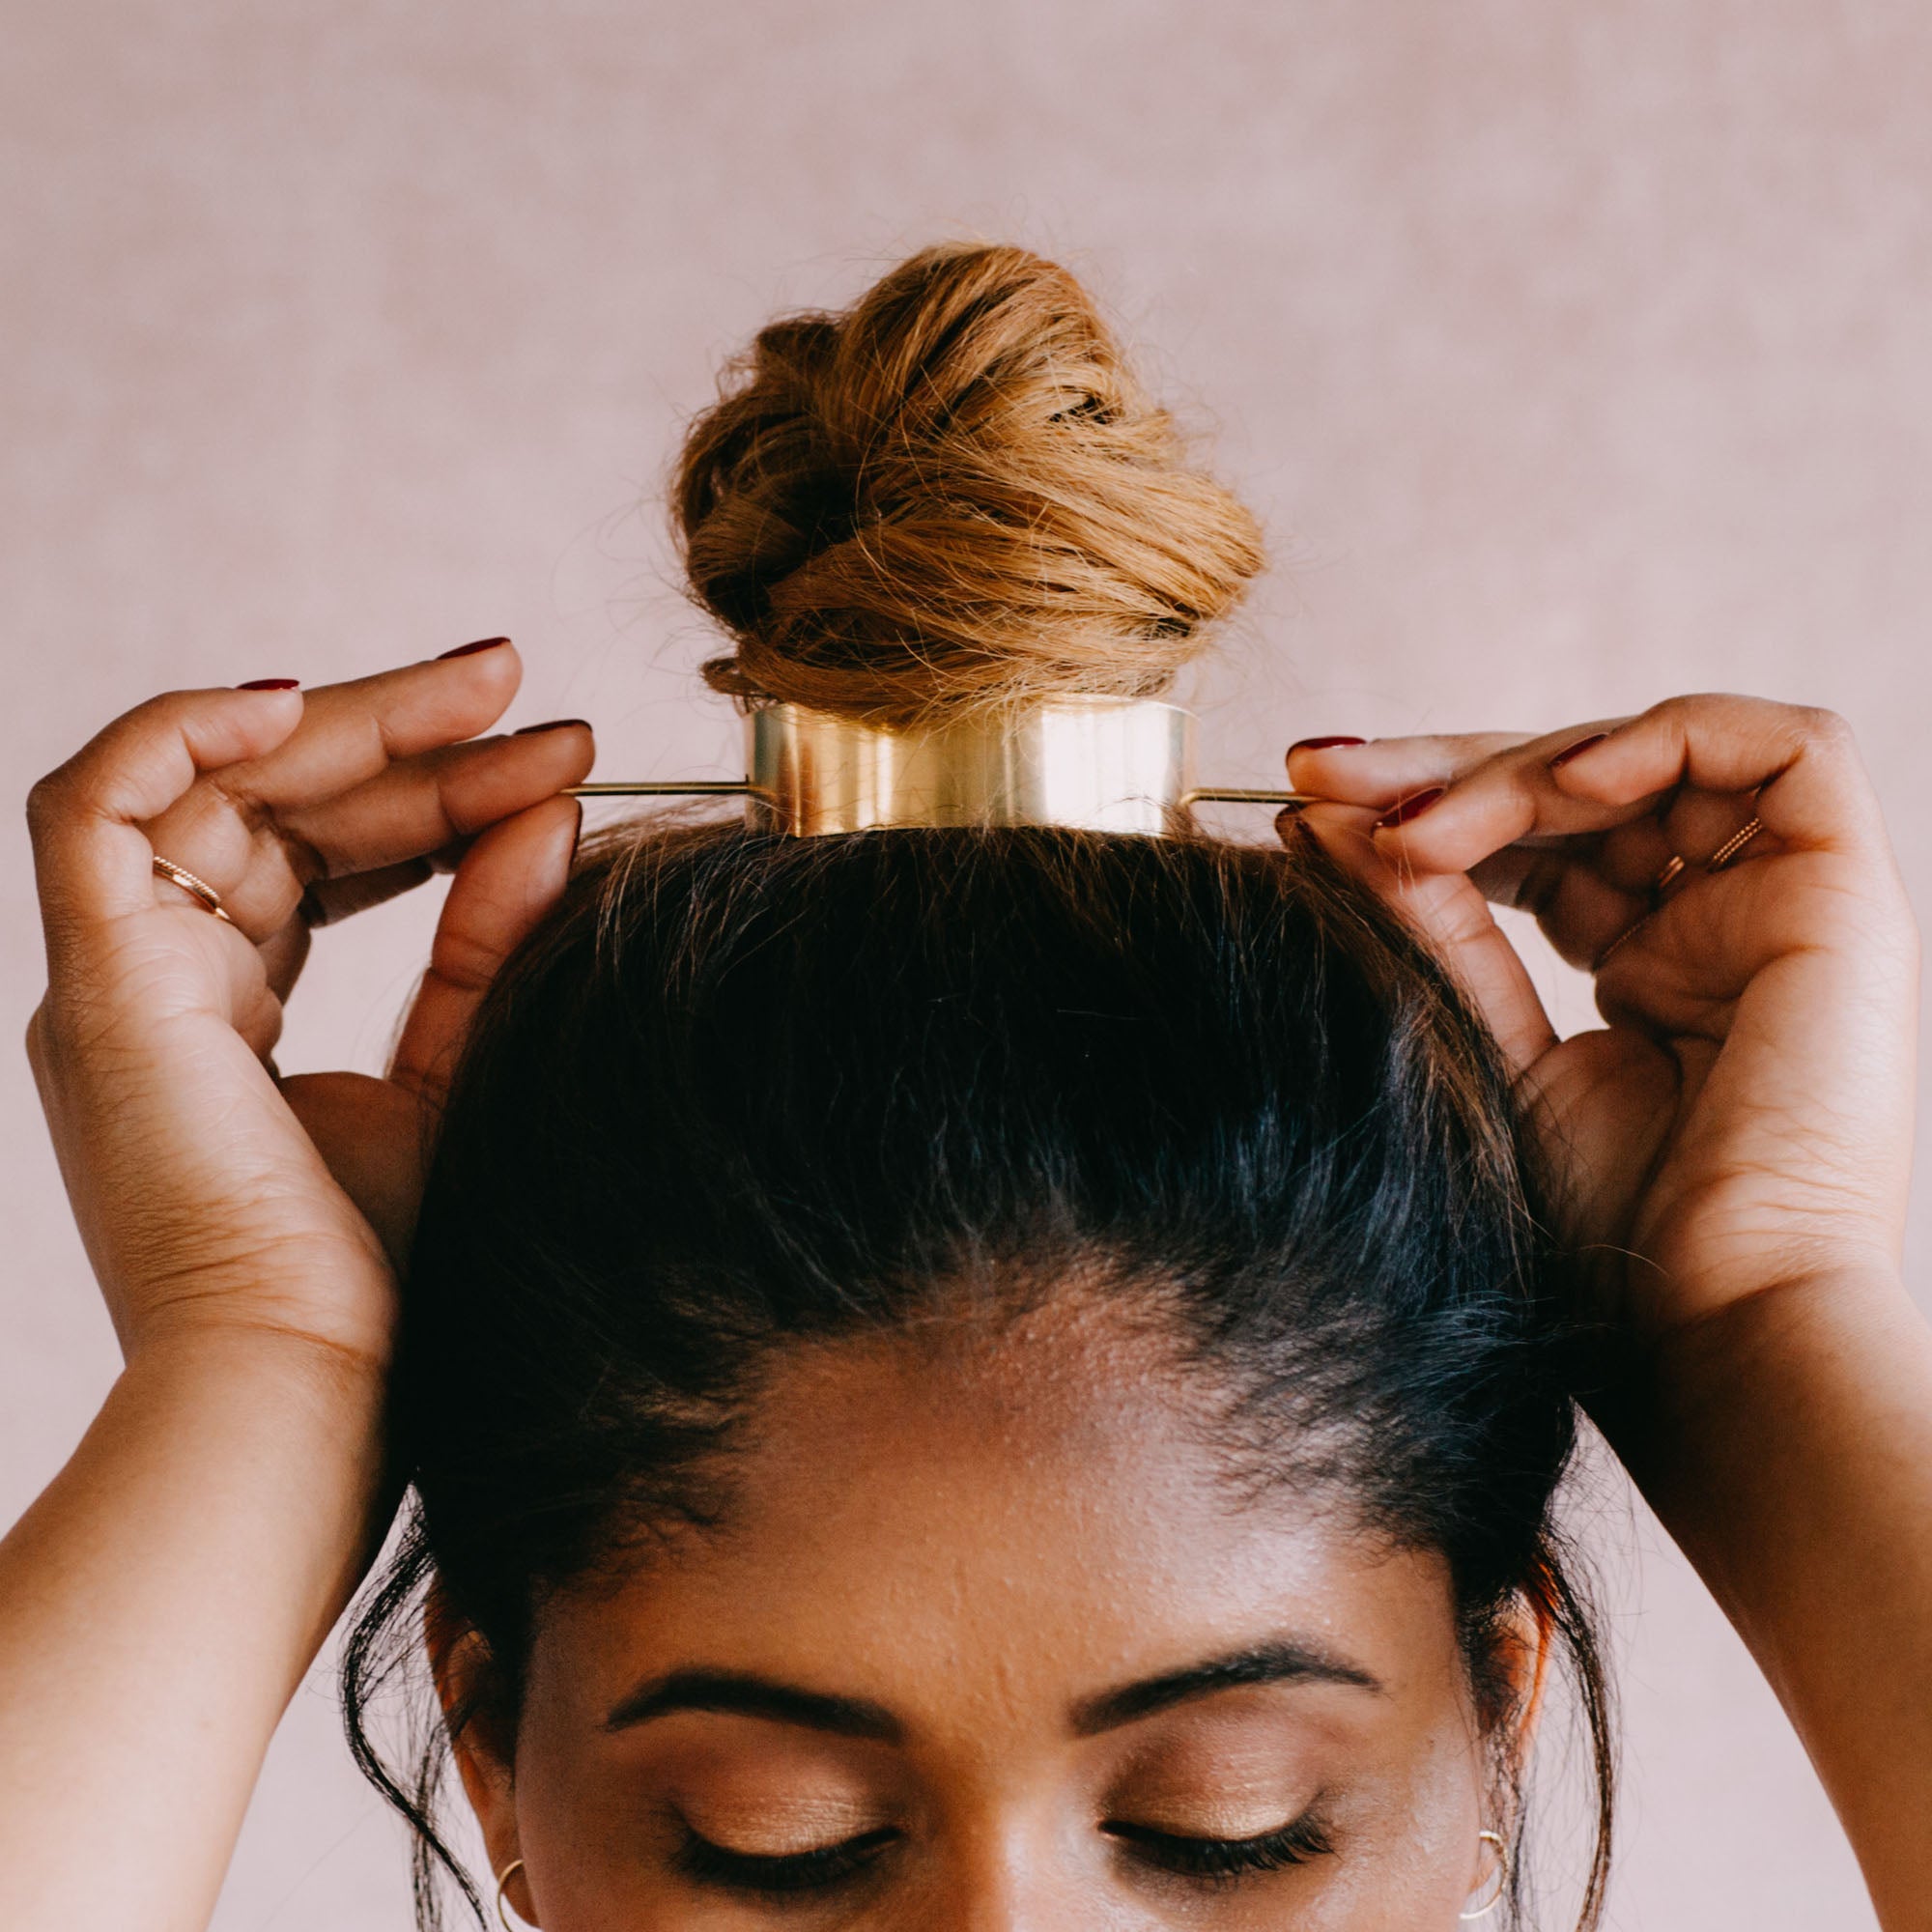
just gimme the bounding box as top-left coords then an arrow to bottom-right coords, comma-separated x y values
1285,695 -> 1918,1342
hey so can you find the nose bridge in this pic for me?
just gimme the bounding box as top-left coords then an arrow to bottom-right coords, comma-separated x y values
923,1854 -> 1048,1932
912,1800 -> 1099,1932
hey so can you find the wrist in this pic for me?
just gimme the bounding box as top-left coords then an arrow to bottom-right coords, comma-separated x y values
1648,1259 -> 1912,1372
125,1312 -> 392,1400
106,1321 -> 397,1628
1590,1262 -> 1920,1471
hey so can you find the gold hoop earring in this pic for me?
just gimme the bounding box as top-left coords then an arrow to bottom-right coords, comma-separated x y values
1459,1828 -> 1512,1919
494,1858 -> 528,1931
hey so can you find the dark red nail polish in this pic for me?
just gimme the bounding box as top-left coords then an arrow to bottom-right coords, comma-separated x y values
1549,731 -> 1610,769
1373,786 -> 1445,831
237,676 -> 300,691
437,636 -> 511,660
514,717 -> 590,736
1288,735 -> 1368,754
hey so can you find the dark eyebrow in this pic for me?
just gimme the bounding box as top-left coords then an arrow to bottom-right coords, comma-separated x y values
1071,1639 -> 1382,1736
604,1670 -> 902,1742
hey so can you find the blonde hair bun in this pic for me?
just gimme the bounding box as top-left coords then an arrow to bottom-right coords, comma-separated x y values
675,242 -> 1265,726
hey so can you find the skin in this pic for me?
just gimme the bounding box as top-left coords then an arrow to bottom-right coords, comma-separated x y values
0,652 -> 1927,1930
449,1305 -> 1504,1928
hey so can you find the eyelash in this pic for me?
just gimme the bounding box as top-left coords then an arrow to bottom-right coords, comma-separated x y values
1105,1812 -> 1336,1881
672,1814 -> 1334,1896
672,1825 -> 898,1894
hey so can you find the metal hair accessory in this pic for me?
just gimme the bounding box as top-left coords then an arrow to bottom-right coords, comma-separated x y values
567,697 -> 1305,835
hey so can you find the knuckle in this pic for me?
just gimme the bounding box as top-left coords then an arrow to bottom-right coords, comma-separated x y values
1795,703 -> 1853,749
1649,692 -> 1714,725
25,767 -> 71,831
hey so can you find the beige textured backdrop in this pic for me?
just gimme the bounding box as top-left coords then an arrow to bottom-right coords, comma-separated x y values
4,3 -> 1926,1926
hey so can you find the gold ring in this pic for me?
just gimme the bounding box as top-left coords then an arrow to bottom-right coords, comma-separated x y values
152,855 -> 235,924
1706,815 -> 1765,872
1652,853 -> 1687,894
1594,911 -> 1650,969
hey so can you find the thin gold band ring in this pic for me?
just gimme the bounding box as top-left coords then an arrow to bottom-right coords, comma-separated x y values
1706,814 -> 1766,871
1652,812 -> 1767,900
151,855 -> 235,924
1605,814 -> 1773,968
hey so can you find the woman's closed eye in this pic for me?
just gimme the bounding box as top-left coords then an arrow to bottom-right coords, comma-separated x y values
1105,1810 -> 1336,1882
669,1813 -> 1336,1896
672,1822 -> 899,1894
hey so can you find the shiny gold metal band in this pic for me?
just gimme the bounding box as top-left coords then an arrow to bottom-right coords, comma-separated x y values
568,698 -> 1306,836
152,855 -> 236,923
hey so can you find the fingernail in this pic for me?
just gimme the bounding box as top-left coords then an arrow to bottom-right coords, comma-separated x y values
238,677 -> 300,691
437,636 -> 511,660
1549,731 -> 1609,770
1289,735 -> 1367,755
513,717 -> 590,736
1373,786 -> 1446,831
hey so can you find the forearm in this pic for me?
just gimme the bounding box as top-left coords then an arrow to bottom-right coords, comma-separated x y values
0,1332 -> 389,1932
1604,1268 -> 1932,1932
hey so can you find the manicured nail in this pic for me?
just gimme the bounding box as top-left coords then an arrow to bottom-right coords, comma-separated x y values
513,717 -> 590,736
237,677 -> 300,691
1289,735 -> 1367,755
437,636 -> 511,660
1373,786 -> 1446,831
1549,731 -> 1609,770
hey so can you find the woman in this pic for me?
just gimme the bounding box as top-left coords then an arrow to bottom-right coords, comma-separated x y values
3,245 -> 1928,1931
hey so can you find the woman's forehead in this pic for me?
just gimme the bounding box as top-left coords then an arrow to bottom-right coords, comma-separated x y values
524,1310 -> 1467,1742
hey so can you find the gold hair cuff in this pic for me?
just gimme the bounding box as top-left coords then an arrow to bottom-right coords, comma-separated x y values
568,698 -> 1306,836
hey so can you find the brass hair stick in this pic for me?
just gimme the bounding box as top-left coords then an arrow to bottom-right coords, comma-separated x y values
567,781 -> 757,797
565,699 -> 1308,836
1182,787 -> 1308,808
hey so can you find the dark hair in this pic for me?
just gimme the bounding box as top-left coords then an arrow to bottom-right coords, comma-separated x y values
343,817 -> 1614,1930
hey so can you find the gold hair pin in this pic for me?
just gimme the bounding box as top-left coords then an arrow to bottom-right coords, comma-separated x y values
566,698 -> 1307,836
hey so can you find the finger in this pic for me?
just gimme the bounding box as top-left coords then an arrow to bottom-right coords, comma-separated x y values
1294,802 -> 1559,1075
136,642 -> 526,910
258,918 -> 312,1008
250,858 -> 453,1011
1364,715 -> 1705,881
192,724 -> 595,940
279,723 -> 594,880
165,639 -> 523,817
1286,730 -> 1540,805
1587,813 -> 1685,896
300,857 -> 438,929
1590,900 -> 1741,1039
389,794 -> 582,1110
27,685 -> 306,935
1543,695 -> 1888,858
1653,786 -> 1779,882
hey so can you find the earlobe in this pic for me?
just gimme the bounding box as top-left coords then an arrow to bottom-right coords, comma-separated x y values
494,1856 -> 537,1929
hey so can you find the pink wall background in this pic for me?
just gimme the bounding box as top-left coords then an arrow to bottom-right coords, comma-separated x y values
4,4 -> 1926,1925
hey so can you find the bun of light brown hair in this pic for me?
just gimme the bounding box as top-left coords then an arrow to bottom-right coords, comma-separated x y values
674,242 -> 1265,726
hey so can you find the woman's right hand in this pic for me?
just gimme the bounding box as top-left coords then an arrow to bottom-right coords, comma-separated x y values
25,642 -> 592,1374
7,641 -> 592,1930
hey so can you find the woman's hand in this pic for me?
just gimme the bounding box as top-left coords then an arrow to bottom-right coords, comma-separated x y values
25,642 -> 592,1371
1285,695 -> 1918,1340
4,641 -> 593,1931
1290,696 -> 1932,1928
